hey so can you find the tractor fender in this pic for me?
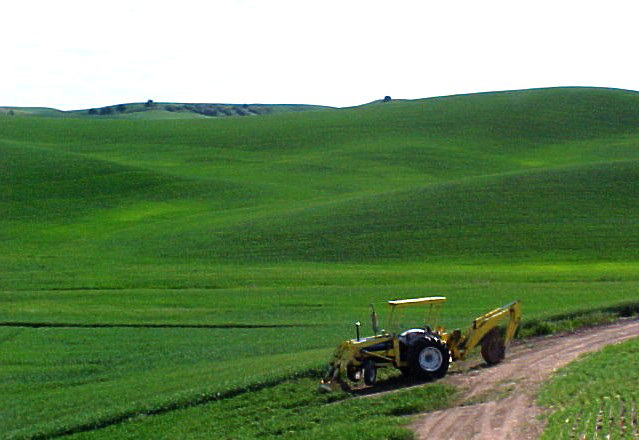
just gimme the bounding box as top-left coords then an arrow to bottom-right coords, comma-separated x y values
399,328 -> 428,346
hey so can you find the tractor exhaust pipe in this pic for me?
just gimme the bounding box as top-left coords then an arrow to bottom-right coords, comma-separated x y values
355,321 -> 361,341
370,304 -> 379,335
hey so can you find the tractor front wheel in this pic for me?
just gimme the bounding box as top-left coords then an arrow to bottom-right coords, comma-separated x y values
347,365 -> 363,382
407,336 -> 451,380
363,360 -> 377,385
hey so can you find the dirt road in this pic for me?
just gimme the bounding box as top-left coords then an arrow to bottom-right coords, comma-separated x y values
411,319 -> 639,440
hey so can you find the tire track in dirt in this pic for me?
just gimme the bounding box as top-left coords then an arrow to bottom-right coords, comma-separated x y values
411,318 -> 639,440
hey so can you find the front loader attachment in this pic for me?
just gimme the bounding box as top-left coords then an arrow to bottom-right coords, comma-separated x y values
319,366 -> 340,392
318,341 -> 356,392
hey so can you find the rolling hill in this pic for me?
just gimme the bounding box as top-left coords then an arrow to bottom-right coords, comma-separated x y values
2,87 -> 639,271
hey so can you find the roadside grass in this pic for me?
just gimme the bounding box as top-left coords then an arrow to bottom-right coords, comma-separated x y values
538,336 -> 639,439
520,301 -> 639,337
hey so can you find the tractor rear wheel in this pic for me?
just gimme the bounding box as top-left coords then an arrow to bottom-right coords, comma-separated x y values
481,327 -> 506,365
407,336 -> 451,380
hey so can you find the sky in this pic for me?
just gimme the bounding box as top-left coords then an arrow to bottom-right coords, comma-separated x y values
3,0 -> 639,110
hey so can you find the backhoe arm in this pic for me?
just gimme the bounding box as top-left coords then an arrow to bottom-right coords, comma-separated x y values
454,300 -> 521,360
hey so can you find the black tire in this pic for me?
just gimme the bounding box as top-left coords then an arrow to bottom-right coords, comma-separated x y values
347,365 -> 363,382
481,327 -> 505,365
407,335 -> 451,380
363,360 -> 377,385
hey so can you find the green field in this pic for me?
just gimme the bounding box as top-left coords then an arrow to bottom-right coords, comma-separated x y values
539,336 -> 639,439
2,87 -> 639,438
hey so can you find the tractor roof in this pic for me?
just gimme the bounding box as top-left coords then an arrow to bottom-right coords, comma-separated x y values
387,296 -> 446,307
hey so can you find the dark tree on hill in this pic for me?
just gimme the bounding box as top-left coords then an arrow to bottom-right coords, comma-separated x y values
145,99 -> 154,107
117,104 -> 126,112
198,105 -> 217,116
383,96 -> 392,102
88,108 -> 97,115
99,107 -> 112,115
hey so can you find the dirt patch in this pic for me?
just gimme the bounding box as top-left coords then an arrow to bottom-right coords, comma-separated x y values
410,318 -> 639,440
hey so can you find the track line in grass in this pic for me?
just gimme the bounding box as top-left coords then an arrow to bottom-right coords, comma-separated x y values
24,370 -> 323,440
0,322 -> 315,329
15,286 -> 228,292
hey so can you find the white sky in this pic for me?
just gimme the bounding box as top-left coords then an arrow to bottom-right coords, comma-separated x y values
2,0 -> 639,110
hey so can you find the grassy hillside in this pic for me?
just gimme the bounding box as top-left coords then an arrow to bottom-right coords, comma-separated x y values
145,160 -> 639,263
2,87 -> 639,438
3,87 -> 639,269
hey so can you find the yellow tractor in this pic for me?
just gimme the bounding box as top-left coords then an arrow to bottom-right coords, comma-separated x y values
320,297 -> 521,391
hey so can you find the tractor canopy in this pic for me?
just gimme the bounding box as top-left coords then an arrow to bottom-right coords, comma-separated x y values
386,296 -> 446,334
387,296 -> 446,307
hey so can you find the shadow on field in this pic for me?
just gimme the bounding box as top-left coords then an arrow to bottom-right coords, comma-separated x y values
346,373 -> 448,397
346,359 -> 494,397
